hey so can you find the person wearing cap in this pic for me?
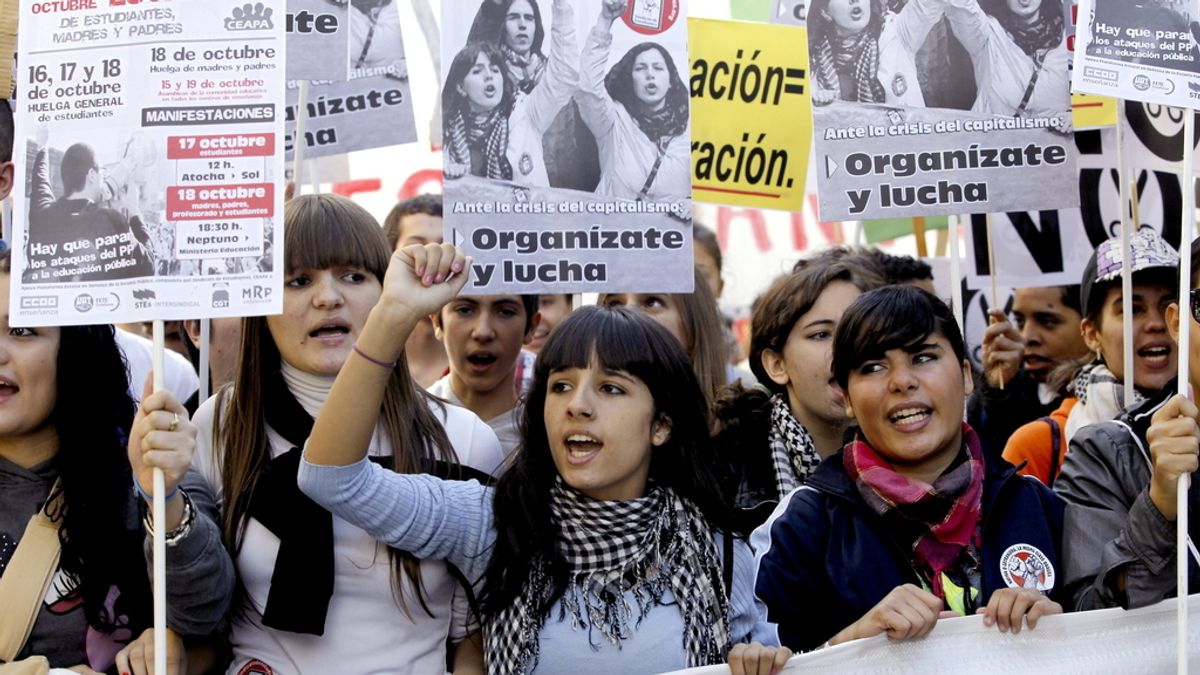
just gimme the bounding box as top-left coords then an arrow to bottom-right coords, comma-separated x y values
1055,237 -> 1199,611
1063,229 -> 1179,441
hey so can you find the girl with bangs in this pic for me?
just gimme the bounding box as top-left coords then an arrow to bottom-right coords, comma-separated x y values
297,243 -> 790,674
183,195 -> 504,674
753,286 -> 1068,652
444,0 -> 578,186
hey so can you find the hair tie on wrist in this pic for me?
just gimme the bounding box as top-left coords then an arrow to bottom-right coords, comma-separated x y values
353,344 -> 397,369
133,478 -> 178,503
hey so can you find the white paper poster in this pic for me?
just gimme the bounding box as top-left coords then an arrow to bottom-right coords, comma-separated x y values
1072,0 -> 1200,108
13,0 -> 286,325
441,0 -> 694,295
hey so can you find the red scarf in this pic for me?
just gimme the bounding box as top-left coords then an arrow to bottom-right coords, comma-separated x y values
843,423 -> 984,600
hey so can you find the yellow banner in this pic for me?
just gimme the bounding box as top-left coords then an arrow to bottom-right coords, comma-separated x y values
689,18 -> 811,212
1072,93 -> 1117,129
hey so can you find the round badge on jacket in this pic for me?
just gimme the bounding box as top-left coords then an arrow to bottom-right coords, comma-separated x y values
519,152 -> 534,175
892,74 -> 907,97
1000,543 -> 1055,592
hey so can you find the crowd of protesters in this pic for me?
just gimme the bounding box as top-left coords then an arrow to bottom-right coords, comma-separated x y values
0,92 -> 1197,675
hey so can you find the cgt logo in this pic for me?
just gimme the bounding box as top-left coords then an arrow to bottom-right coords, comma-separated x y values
226,2 -> 274,31
212,285 -> 230,309
20,295 -> 58,309
242,285 -> 273,302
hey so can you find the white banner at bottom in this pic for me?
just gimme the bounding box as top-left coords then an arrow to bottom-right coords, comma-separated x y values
664,596 -> 1200,675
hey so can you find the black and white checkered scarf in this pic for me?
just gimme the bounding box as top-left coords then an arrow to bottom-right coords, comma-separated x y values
484,479 -> 730,674
767,393 -> 822,498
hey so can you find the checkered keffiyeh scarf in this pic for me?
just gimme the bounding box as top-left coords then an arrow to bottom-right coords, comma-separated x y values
843,423 -> 984,602
814,30 -> 885,103
768,394 -> 822,498
484,479 -> 731,674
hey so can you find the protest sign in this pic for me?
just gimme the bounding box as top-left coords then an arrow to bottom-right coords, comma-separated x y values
12,0 -> 286,326
1073,94 -> 1118,128
1063,0 -> 1117,129
964,100 -> 1196,290
442,0 -> 694,294
286,0 -> 350,82
809,0 -> 1078,221
284,0 -> 417,160
1072,0 -> 1200,108
770,0 -> 805,25
690,18 -> 811,211
664,596 -> 1200,675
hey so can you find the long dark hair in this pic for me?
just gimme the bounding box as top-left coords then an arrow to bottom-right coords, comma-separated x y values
0,255 -> 149,633
604,43 -> 688,145
981,0 -> 1064,57
217,194 -> 458,617
808,0 -> 886,101
479,306 -> 734,618
443,41 -> 516,179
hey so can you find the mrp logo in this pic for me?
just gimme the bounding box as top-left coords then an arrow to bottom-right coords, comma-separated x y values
226,2 -> 274,31
21,296 -> 57,309
242,285 -> 273,302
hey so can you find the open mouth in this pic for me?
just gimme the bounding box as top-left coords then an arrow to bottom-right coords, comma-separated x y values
484,84 -> 498,97
466,352 -> 498,372
850,7 -> 864,20
888,406 -> 931,427
1137,345 -> 1172,365
308,322 -> 350,340
565,433 -> 603,460
0,377 -> 19,397
1022,354 -> 1052,369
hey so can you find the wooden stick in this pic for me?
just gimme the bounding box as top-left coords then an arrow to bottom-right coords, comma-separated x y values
935,226 -> 949,257
948,216 -> 963,333
1178,110 -> 1194,675
913,217 -> 928,258
292,80 -> 310,193
1122,181 -> 1136,410
151,321 -> 167,675
985,213 -> 1003,391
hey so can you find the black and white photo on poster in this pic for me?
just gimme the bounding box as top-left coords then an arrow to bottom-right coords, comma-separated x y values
286,0 -> 351,81
23,127 -> 156,284
442,0 -> 693,295
810,0 -> 1078,220
1073,0 -> 1200,107
284,0 -> 417,160
964,100 -> 1196,290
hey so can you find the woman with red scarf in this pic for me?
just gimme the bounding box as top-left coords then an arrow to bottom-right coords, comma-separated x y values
752,285 -> 1068,652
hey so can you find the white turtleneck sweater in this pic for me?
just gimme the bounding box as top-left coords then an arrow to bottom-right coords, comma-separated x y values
191,362 -> 504,675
